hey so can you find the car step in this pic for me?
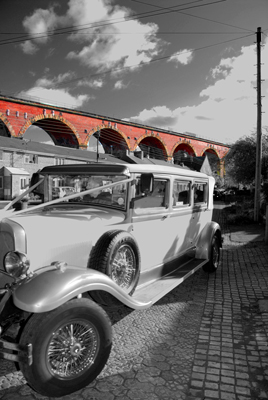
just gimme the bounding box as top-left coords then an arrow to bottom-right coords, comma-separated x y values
132,258 -> 208,305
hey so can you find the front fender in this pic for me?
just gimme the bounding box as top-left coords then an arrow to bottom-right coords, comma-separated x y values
195,221 -> 222,259
13,266 -> 151,312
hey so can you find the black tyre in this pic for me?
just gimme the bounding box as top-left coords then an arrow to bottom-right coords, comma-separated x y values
89,230 -> 140,305
203,234 -> 220,273
19,298 -> 112,397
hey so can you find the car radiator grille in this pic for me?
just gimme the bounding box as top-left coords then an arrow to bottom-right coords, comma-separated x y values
0,232 -> 14,274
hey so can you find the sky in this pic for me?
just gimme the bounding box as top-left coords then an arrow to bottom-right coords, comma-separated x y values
0,0 -> 268,146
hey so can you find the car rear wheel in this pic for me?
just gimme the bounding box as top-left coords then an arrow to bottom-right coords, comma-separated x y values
203,234 -> 220,273
19,298 -> 112,397
89,230 -> 140,306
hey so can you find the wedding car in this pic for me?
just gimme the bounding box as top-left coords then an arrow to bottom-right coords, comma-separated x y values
0,162 -> 221,397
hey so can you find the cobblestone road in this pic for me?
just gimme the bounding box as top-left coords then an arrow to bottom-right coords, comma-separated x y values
1,204 -> 268,400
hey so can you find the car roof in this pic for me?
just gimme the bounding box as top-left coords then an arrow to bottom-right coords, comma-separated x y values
40,164 -> 131,176
40,162 -> 210,179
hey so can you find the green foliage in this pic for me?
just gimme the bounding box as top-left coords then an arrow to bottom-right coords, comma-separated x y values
224,199 -> 255,225
224,135 -> 256,185
224,193 -> 268,225
224,129 -> 268,187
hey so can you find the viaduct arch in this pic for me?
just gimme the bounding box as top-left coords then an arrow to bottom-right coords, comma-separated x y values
86,124 -> 130,156
135,133 -> 168,161
0,95 -> 230,177
21,114 -> 80,148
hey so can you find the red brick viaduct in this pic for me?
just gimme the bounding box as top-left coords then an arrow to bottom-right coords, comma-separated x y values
0,95 -> 230,174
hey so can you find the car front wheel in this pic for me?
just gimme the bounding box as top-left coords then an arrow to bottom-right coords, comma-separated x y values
19,298 -> 112,397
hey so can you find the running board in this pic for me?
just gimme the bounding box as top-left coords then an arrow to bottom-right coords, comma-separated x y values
132,258 -> 208,305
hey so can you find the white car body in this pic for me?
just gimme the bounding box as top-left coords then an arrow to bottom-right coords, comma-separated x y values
0,161 -> 221,397
0,162 -> 221,309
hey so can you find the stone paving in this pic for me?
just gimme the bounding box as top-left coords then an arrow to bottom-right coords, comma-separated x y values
0,205 -> 268,399
188,233 -> 268,399
0,266 -> 209,399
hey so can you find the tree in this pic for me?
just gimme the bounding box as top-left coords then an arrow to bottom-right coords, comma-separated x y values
224,129 -> 268,187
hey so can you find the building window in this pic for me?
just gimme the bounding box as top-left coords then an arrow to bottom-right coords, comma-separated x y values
30,154 -> 38,163
20,177 -> 29,190
24,154 -> 38,164
0,150 -> 3,161
55,158 -> 65,165
24,154 -> 30,164
0,177 -> 3,189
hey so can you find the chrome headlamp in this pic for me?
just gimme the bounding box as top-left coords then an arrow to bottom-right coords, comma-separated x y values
4,251 -> 30,279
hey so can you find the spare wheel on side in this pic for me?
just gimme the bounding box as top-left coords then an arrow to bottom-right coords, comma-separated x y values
88,230 -> 141,306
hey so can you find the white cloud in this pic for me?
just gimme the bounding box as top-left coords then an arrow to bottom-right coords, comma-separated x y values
210,57 -> 234,79
77,78 -> 104,88
168,49 -> 194,66
66,0 -> 113,28
18,87 -> 89,109
66,0 -> 164,73
21,0 -> 166,72
35,71 -> 76,88
114,80 -> 128,90
22,6 -> 59,40
126,39 -> 268,144
20,40 -> 38,55
20,6 -> 62,53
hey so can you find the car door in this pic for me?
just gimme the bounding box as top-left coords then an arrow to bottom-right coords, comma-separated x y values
162,178 -> 210,263
191,179 -> 210,243
130,175 -> 172,271
167,177 -> 195,257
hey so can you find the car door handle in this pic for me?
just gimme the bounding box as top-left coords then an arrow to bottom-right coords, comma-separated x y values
161,215 -> 169,220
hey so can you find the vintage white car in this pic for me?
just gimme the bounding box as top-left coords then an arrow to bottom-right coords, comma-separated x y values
0,162 -> 221,397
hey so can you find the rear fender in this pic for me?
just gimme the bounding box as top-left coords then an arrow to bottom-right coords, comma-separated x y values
12,266 -> 150,312
195,221 -> 222,259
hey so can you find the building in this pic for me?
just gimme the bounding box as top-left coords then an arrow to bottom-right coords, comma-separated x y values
0,136 -> 121,200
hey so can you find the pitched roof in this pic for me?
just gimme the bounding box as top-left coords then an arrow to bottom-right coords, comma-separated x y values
0,136 -> 124,164
3,167 -> 30,175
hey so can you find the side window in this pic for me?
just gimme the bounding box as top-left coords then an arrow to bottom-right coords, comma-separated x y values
173,180 -> 191,207
194,182 -> 208,204
134,178 -> 168,210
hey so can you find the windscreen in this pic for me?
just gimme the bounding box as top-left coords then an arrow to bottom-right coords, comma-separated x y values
48,174 -> 128,210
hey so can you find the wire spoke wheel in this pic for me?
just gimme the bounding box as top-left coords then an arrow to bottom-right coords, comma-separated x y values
111,244 -> 136,290
47,319 -> 99,378
88,230 -> 141,305
19,298 -> 112,397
